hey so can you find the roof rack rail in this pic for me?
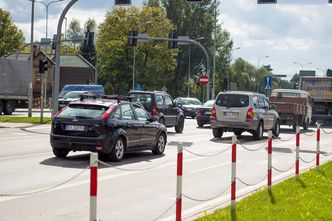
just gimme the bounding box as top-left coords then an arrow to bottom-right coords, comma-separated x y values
102,95 -> 133,103
79,92 -> 100,101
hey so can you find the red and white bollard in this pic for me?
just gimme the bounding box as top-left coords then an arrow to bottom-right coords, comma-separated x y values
316,123 -> 321,171
295,126 -> 300,180
90,153 -> 98,221
267,130 -> 272,192
176,143 -> 183,221
231,135 -> 237,211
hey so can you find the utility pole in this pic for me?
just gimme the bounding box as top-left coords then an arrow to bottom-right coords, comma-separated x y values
28,0 -> 35,117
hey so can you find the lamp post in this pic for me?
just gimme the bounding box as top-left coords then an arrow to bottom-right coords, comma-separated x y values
257,55 -> 269,92
227,47 -> 241,91
188,37 -> 204,97
34,0 -> 64,40
28,0 -> 35,117
293,61 -> 312,70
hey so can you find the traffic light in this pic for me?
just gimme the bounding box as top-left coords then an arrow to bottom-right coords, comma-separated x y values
128,31 -> 138,47
257,0 -> 277,3
115,0 -> 131,5
168,32 -> 178,49
39,58 -> 48,74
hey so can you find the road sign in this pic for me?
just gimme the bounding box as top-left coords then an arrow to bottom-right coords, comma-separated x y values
135,84 -> 142,91
199,75 -> 209,85
264,76 -> 272,89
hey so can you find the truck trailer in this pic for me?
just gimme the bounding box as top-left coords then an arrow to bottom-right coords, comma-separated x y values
299,77 -> 332,124
0,58 -> 30,115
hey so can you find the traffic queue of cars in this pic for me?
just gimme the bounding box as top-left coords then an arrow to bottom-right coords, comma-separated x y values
51,87 -> 286,161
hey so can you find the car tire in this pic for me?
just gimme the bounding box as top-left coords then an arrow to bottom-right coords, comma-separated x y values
52,148 -> 69,158
234,130 -> 242,137
198,123 -> 204,128
3,101 -> 15,115
303,119 -> 309,131
158,117 -> 165,126
110,137 -> 125,162
293,116 -> 299,131
0,101 -> 3,115
152,133 -> 166,155
212,128 -> 223,138
191,116 -> 195,119
253,121 -> 264,140
175,117 -> 184,133
272,120 -> 280,138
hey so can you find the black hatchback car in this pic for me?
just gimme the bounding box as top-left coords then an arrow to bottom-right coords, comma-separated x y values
128,90 -> 185,133
50,95 -> 167,161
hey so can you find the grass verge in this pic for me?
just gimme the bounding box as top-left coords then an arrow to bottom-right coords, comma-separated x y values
196,160 -> 332,221
0,116 -> 52,124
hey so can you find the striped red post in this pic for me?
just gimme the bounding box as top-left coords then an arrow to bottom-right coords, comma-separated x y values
295,126 -> 300,180
176,143 -> 183,221
267,130 -> 272,192
316,123 -> 320,171
231,135 -> 237,211
90,153 -> 98,221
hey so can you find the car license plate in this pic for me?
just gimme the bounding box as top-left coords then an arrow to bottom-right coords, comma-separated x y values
65,125 -> 85,131
224,112 -> 239,117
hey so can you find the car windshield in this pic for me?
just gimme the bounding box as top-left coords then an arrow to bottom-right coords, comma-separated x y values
58,104 -> 108,120
63,91 -> 85,99
216,94 -> 249,108
179,98 -> 202,105
203,100 -> 215,107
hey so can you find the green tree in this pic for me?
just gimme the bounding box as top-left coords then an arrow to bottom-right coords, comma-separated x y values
96,6 -> 177,94
0,8 -> 25,57
162,0 -> 232,99
67,18 -> 82,39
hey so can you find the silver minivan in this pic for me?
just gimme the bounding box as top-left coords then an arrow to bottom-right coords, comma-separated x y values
210,91 -> 280,140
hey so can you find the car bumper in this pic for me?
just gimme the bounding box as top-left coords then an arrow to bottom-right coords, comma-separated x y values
50,133 -> 109,153
183,109 -> 196,117
196,116 -> 211,124
211,119 -> 258,131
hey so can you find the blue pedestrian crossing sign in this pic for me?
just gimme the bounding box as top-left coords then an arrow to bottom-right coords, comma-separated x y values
135,84 -> 142,91
264,76 -> 272,89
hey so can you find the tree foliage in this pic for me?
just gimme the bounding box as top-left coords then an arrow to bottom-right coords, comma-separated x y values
96,6 -> 177,95
0,8 -> 25,57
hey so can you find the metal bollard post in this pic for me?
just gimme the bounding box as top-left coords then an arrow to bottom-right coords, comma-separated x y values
296,126 -> 300,180
316,123 -> 320,171
231,135 -> 237,211
90,153 -> 98,221
176,143 -> 183,221
267,130 -> 272,192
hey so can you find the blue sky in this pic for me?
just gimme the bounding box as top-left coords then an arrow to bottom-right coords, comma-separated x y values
1,0 -> 332,80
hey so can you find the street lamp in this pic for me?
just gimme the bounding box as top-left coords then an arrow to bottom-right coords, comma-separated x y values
257,55 -> 269,92
33,0 -> 65,39
293,61 -> 312,70
227,47 -> 241,91
188,37 -> 204,97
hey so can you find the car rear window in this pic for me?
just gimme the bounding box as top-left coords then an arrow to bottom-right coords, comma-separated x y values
216,94 -> 249,108
129,93 -> 152,105
58,104 -> 108,120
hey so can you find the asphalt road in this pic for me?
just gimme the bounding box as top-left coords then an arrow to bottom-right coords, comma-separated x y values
0,119 -> 331,221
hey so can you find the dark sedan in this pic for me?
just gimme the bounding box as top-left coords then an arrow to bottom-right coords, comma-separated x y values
196,100 -> 215,127
51,95 -> 167,161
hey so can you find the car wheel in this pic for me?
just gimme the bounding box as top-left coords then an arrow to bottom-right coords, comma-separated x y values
158,117 -> 165,126
293,116 -> 299,131
198,123 -> 204,128
152,133 -> 166,155
175,117 -> 184,133
52,148 -> 69,158
212,128 -> 223,138
253,121 -> 264,140
4,101 -> 15,115
110,137 -> 125,162
0,101 -> 3,115
272,120 -> 280,138
303,119 -> 309,131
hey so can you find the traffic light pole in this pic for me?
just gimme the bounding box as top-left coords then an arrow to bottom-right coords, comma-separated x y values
131,35 -> 211,100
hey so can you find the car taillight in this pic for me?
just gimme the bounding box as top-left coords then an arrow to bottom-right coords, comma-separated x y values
151,104 -> 158,116
196,108 -> 203,116
246,108 -> 254,122
101,105 -> 115,121
210,105 -> 216,120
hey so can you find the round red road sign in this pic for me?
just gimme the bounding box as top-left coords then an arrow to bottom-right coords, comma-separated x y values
199,75 -> 209,85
